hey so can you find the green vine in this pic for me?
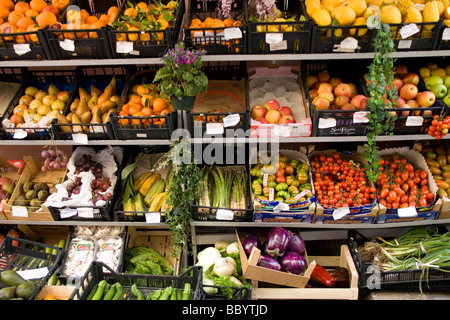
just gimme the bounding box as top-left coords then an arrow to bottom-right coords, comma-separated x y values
363,22 -> 398,183
157,138 -> 202,258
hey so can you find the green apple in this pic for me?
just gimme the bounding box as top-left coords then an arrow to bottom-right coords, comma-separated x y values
444,75 -> 450,88
430,84 -> 448,99
425,75 -> 444,90
443,93 -> 450,106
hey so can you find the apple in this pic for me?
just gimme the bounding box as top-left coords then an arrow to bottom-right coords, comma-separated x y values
317,82 -> 333,94
251,105 -> 267,120
399,83 -> 418,100
312,96 -> 330,110
265,109 -> 281,124
329,77 -> 343,88
397,103 -> 411,117
318,91 -> 334,102
347,83 -> 358,95
430,84 -> 448,99
406,99 -> 420,109
263,99 -> 280,111
341,103 -> 356,110
306,75 -> 319,88
416,91 -> 436,107
334,83 -> 352,98
350,94 -> 367,109
309,89 -> 319,100
392,78 -> 403,92
317,71 -> 330,83
395,64 -> 408,77
443,93 -> 450,106
278,106 -> 293,116
278,115 -> 296,124
443,75 -> 450,88
19,95 -> 33,106
358,97 -> 369,110
425,75 -> 444,90
256,117 -> 269,124
335,95 -> 350,108
403,72 -> 420,85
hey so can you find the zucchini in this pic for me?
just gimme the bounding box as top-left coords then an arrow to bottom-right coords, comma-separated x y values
112,283 -> 124,300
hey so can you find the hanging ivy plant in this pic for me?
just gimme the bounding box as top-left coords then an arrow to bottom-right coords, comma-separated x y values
362,22 -> 398,183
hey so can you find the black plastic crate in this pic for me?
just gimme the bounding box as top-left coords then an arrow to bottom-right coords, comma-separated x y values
69,261 -> 203,300
1,68 -> 77,140
0,236 -> 63,300
110,66 -> 176,140
389,20 -> 442,51
436,22 -> 450,50
0,25 -> 51,61
390,103 -> 444,135
52,66 -> 128,140
107,0 -> 184,58
348,231 -> 450,293
44,0 -> 117,59
184,0 -> 247,54
247,0 -> 311,54
201,284 -> 252,300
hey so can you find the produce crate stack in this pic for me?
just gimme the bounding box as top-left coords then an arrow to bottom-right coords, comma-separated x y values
107,0 -> 184,58
52,66 -> 128,140
184,0 -> 248,54
44,0 -> 119,59
247,0 -> 312,54
110,66 -> 177,140
0,68 -> 77,140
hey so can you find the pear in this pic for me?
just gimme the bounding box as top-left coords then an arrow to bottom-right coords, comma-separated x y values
80,110 -> 92,123
56,114 -> 72,133
65,112 -> 74,122
79,87 -> 91,102
47,84 -> 60,95
87,92 -> 99,110
90,84 -> 103,96
37,104 -> 52,116
25,86 -> 39,97
97,85 -> 112,105
34,90 -> 47,101
75,98 -> 89,117
70,98 -> 80,112
29,99 -> 42,111
70,113 -> 83,133
102,108 -> 116,123
91,108 -> 102,124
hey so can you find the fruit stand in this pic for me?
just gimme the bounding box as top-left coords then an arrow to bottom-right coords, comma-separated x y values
0,0 -> 449,308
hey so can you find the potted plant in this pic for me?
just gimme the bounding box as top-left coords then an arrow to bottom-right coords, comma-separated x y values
153,43 -> 209,110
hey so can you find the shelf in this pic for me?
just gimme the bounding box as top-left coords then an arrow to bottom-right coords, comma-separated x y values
0,219 -> 169,228
4,50 -> 450,68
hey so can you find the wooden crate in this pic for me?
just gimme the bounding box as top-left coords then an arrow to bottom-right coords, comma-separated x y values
251,245 -> 359,300
125,226 -> 181,275
35,285 -> 75,300
1,155 -> 67,221
18,225 -> 69,247
0,156 -> 25,219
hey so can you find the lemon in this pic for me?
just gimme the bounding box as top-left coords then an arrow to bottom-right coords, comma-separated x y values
423,0 -> 440,30
396,0 -> 414,16
380,5 -> 402,24
274,18 -> 288,31
349,16 -> 368,36
347,0 -> 367,17
305,0 -> 322,16
326,28 -> 343,37
312,8 -> 332,26
404,6 -> 423,23
331,6 -> 356,25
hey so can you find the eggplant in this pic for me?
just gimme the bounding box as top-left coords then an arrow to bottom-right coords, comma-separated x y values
257,254 -> 281,271
264,227 -> 290,258
279,251 -> 307,275
242,235 -> 261,257
288,231 -> 305,254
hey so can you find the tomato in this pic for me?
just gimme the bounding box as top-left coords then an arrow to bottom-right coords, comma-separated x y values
405,163 -> 414,172
418,197 -> 428,207
420,171 -> 428,180
388,191 -> 398,202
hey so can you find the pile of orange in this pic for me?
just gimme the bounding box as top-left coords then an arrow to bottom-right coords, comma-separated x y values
118,83 -> 173,126
0,0 -> 69,43
189,16 -> 243,33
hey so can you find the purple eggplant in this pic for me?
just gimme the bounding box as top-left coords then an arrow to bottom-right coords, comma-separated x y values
288,231 -> 305,254
242,235 -> 261,257
258,254 -> 281,271
280,251 -> 307,275
264,227 -> 290,258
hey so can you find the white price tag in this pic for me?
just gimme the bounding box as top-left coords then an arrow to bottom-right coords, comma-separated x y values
318,118 -> 336,128
398,40 -> 412,49
13,43 -> 31,55
223,114 -> 240,127
60,208 -> 77,219
265,33 -> 283,44
263,174 -> 269,187
17,267 -> 49,280
406,116 -> 423,126
77,207 -> 94,218
443,28 -> 450,40
398,206 -> 418,218
294,189 -> 312,201
268,188 -> 275,201
223,27 -> 242,40
13,129 -> 27,139
12,206 -> 28,217
333,207 -> 350,220
400,24 -> 420,39
216,209 -> 234,220
273,202 -> 290,212
59,39 -> 75,51
72,133 -> 88,144
206,122 -> 224,134
339,37 -> 358,50
145,212 -> 161,223
116,41 -> 133,53
270,40 -> 287,51
353,111 -> 370,123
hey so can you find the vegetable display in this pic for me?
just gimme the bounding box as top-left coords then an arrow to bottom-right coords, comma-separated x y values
124,245 -> 174,275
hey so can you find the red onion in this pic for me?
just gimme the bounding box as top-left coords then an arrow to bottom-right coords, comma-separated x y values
280,251 -> 307,275
242,235 -> 261,257
264,227 -> 290,258
288,231 -> 305,254
258,254 -> 281,271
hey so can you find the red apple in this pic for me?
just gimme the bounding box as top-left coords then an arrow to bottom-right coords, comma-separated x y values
399,83 -> 418,100
416,91 -> 436,107
335,95 -> 350,108
406,99 -> 420,109
397,103 -> 410,117
397,97 -> 406,105
392,78 -> 403,92
317,71 -> 330,83
306,75 -> 319,89
309,89 -> 319,100
359,97 -> 369,110
317,82 -> 333,94
263,99 -> 280,111
256,117 -> 268,124
318,91 -> 334,102
403,72 -> 420,85
312,96 -> 330,110
341,103 -> 356,110
265,109 -> 281,124
334,83 -> 352,98
278,106 -> 293,116
395,64 -> 408,77
251,105 -> 267,120
278,115 -> 296,124
329,77 -> 343,88
350,94 -> 366,109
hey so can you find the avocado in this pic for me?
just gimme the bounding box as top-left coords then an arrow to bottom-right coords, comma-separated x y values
15,281 -> 36,299
37,190 -> 49,201
0,270 -> 26,287
0,286 -> 16,300
14,195 -> 29,207
25,190 -> 37,200
22,181 -> 34,193
34,182 -> 49,192
29,198 -> 41,212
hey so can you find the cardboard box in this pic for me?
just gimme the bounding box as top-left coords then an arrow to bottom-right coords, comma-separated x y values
253,206 -> 316,223
35,285 -> 75,300
438,197 -> 450,219
236,227 -> 314,288
251,245 -> 359,300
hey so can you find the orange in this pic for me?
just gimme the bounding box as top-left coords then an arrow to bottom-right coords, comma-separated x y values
14,1 -> 30,14
136,2 -> 148,10
153,97 -> 168,112
124,7 -> 137,18
128,103 -> 143,116
141,94 -> 154,108
233,20 -> 243,27
118,110 -> 129,117
126,26 -> 139,41
160,109 -> 170,116
30,0 -> 46,13
25,24 -> 40,41
223,18 -> 234,27
88,22 -> 104,38
79,9 -> 89,21
85,15 -> 98,24
52,0 -> 70,11
131,112 -> 145,125
134,84 -> 150,96
98,14 -> 109,25
0,0 -> 13,11
16,16 -> 34,30
128,94 -> 141,104
141,107 -> 153,116
115,31 -> 126,41
36,11 -> 57,27
166,0 -> 177,10
8,11 -> 24,26
0,6 -> 9,20
108,6 -> 119,17
25,9 -> 39,19
121,103 -> 130,114
156,18 -> 169,29
140,32 -> 150,41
